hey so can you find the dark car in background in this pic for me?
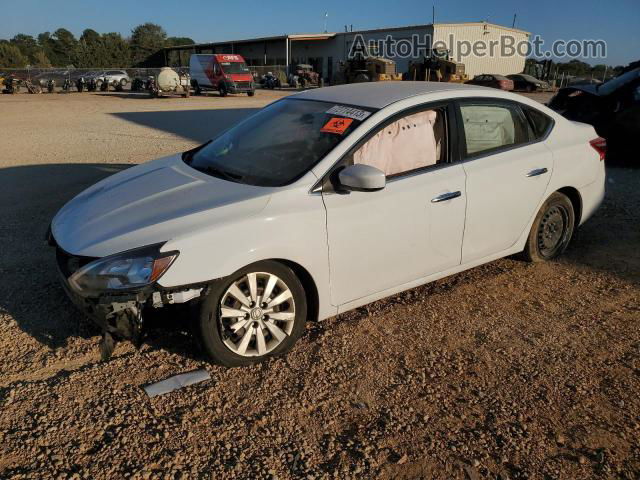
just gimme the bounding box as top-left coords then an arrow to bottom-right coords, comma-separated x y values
548,66 -> 640,163
465,74 -> 514,91
507,74 -> 550,92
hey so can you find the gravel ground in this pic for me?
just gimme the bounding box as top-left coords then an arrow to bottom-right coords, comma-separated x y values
0,89 -> 638,480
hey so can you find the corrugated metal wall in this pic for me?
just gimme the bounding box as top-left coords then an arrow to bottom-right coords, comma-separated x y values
433,23 -> 529,78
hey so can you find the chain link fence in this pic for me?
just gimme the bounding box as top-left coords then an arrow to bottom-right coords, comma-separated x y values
1,65 -> 295,92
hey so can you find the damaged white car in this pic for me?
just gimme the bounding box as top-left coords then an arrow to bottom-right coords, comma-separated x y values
49,82 -> 606,366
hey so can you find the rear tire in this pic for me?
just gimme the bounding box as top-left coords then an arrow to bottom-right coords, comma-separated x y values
522,192 -> 575,262
247,90 -> 255,97
196,260 -> 307,367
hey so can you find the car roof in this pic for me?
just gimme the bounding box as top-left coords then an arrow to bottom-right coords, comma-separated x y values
292,81 -> 488,109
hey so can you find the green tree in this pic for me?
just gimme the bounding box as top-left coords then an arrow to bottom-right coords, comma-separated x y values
165,36 -> 195,47
32,50 -> 52,68
77,28 -> 101,67
0,42 -> 27,67
50,28 -> 78,66
130,23 -> 167,66
10,34 -> 39,62
77,29 -> 130,68
37,32 -> 56,64
100,32 -> 130,67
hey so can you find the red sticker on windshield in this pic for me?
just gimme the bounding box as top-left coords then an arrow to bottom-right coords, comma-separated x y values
321,117 -> 354,135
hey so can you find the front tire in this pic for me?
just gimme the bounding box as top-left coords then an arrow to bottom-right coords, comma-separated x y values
523,192 -> 575,262
197,261 -> 307,367
219,83 -> 228,97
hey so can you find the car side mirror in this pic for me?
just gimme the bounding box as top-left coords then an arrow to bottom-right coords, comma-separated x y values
337,164 -> 386,192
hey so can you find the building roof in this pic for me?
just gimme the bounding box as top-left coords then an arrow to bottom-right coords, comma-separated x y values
291,81 -> 488,109
164,22 -> 530,50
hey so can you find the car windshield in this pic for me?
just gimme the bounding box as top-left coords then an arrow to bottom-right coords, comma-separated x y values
220,62 -> 250,74
597,68 -> 640,95
184,99 -> 374,186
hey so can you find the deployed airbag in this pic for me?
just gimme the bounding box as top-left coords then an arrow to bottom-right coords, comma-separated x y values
460,105 -> 515,155
354,110 -> 440,176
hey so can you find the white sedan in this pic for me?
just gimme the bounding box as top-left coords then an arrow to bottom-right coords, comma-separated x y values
49,82 -> 606,366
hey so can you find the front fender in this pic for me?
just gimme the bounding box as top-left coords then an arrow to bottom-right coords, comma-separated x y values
157,187 -> 335,319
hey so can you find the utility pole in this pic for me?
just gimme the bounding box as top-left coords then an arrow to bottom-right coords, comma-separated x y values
432,5 -> 435,24
324,12 -> 328,33
512,14 -> 517,28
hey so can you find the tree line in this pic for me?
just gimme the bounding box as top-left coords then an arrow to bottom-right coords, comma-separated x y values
0,23 -> 194,69
525,58 -> 628,81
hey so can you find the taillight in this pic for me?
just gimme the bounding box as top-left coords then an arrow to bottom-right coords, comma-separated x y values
589,137 -> 606,161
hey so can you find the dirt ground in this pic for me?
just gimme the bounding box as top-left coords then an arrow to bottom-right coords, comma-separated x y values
0,89 -> 638,480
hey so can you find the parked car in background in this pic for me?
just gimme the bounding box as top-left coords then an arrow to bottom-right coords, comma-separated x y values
49,82 -> 605,366
98,70 -> 130,88
507,74 -> 550,92
465,74 -> 514,91
548,66 -> 640,162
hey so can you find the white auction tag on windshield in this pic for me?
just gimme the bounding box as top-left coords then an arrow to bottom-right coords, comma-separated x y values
326,105 -> 372,122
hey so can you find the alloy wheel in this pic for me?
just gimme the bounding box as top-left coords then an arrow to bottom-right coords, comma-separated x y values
219,272 -> 296,357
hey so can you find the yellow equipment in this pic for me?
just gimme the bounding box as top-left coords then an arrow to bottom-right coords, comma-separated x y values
407,50 -> 469,83
340,56 -> 403,83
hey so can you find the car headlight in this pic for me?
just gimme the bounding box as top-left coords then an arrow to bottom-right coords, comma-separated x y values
69,244 -> 178,296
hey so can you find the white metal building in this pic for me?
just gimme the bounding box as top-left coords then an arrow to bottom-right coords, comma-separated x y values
164,22 -> 530,81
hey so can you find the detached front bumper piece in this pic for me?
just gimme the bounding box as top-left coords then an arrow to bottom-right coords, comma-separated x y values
53,241 -> 203,360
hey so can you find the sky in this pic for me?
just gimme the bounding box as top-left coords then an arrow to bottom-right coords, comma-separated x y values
1,0 -> 638,66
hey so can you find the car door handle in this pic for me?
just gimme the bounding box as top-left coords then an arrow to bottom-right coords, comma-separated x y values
431,191 -> 462,203
526,167 -> 548,177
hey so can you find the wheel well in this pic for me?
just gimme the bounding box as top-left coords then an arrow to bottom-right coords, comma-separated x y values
275,259 -> 319,322
557,187 -> 582,227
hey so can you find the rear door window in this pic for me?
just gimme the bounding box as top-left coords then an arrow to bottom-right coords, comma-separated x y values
459,103 -> 529,157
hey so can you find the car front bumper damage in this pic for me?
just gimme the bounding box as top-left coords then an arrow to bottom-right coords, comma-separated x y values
51,237 -> 204,360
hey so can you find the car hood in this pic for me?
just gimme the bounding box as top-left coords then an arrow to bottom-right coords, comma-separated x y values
51,154 -> 272,257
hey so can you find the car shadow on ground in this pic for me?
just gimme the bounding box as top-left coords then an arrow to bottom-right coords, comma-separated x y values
0,163 -> 132,350
0,162 -> 214,359
110,107 -> 258,143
